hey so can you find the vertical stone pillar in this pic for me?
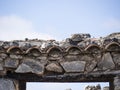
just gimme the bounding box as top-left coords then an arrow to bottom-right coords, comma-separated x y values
114,75 -> 120,90
0,78 -> 18,90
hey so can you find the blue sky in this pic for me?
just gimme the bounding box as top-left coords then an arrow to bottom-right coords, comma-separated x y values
0,0 -> 119,89
0,0 -> 120,40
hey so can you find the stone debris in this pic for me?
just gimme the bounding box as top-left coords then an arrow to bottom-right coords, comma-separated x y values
61,61 -> 86,73
15,59 -> 44,75
85,84 -> 109,90
0,32 -> 119,76
98,53 -> 115,70
0,33 -> 120,90
4,58 -> 19,68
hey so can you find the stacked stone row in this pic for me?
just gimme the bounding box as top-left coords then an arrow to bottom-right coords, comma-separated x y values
0,41 -> 119,76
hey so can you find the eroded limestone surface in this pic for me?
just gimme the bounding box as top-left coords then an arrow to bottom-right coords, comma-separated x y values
0,33 -> 120,90
0,33 -> 119,75
0,79 -> 16,90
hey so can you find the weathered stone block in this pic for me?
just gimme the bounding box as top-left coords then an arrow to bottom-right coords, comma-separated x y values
114,76 -> 120,90
60,61 -> 86,73
65,55 -> 80,61
15,59 -> 44,75
98,53 -> 115,70
0,63 -> 3,70
0,79 -> 16,90
0,53 -> 7,59
86,60 -> 97,72
10,54 -> 22,59
111,52 -> 120,67
46,63 -> 63,73
81,55 -> 94,61
36,57 -> 48,65
15,64 -> 32,73
0,58 -> 3,62
4,58 -> 19,68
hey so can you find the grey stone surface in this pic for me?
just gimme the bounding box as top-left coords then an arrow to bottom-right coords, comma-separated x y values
111,52 -> 120,68
65,55 -> 80,61
0,33 -> 120,90
16,59 -> 44,75
0,53 -> 7,59
0,58 -> 3,62
61,61 -> 86,72
0,63 -> 3,70
59,38 -> 72,48
15,63 -> 32,73
48,50 -> 62,58
4,58 -> 19,68
98,53 -> 115,70
85,84 -> 101,90
71,33 -> 91,42
46,63 -> 63,73
36,57 -> 47,65
114,76 -> 120,90
68,48 -> 81,55
0,79 -> 16,90
86,60 -> 97,72
10,55 -> 23,59
81,55 -> 94,61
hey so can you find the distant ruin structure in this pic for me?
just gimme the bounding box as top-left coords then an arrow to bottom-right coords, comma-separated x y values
85,84 -> 109,90
0,33 -> 120,90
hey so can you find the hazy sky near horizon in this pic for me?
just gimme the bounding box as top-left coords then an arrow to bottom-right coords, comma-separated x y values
0,0 -> 120,41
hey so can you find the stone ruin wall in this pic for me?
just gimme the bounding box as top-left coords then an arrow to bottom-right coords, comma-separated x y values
85,84 -> 109,90
0,33 -> 120,90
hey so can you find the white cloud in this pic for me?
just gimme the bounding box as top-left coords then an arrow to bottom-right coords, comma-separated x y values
0,15 -> 54,41
103,18 -> 120,29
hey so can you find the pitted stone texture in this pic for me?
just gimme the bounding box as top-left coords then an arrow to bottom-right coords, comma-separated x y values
81,55 -> 94,61
68,48 -> 81,55
114,76 -> 120,90
59,38 -> 73,48
85,84 -> 101,90
111,52 -> 120,68
15,64 -> 32,73
48,49 -> 62,60
0,63 -> 3,70
0,53 -> 7,59
65,55 -> 80,61
86,60 -> 97,72
46,63 -> 63,73
78,38 -> 101,48
0,58 -> 3,62
71,33 -> 91,42
4,58 -> 19,68
15,59 -> 44,75
10,55 -> 23,59
41,40 -> 59,49
61,61 -> 86,73
36,56 -> 48,65
0,79 -> 16,90
98,53 -> 115,70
